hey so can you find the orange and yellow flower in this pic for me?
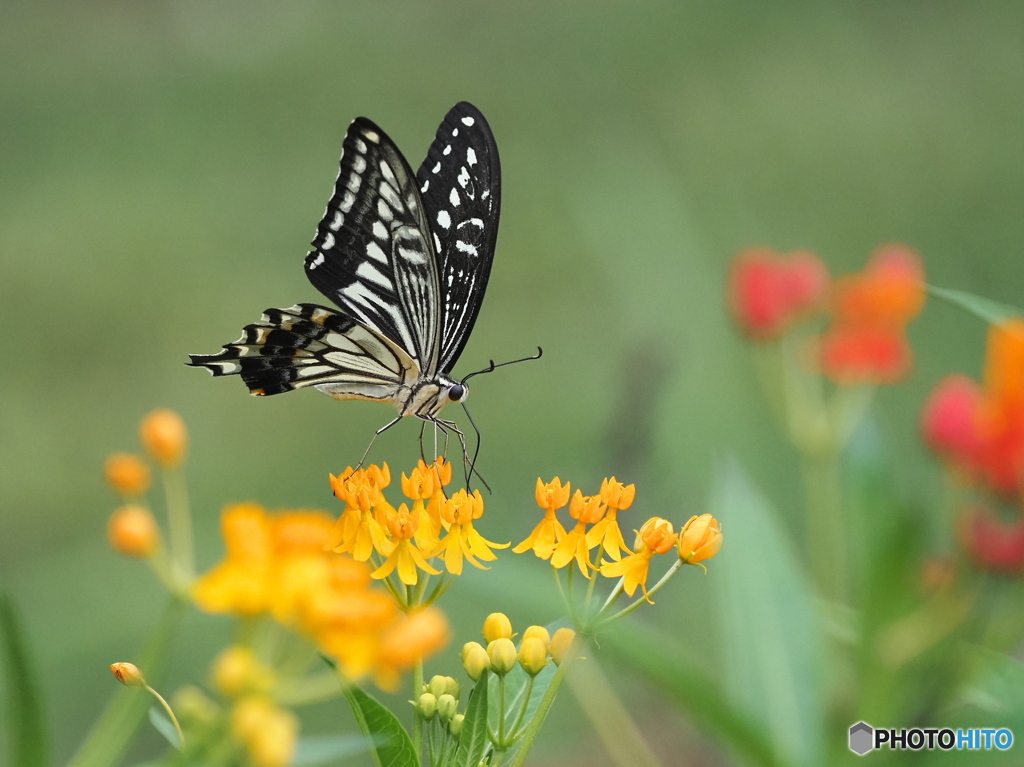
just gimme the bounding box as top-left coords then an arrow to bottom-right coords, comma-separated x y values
600,517 -> 677,599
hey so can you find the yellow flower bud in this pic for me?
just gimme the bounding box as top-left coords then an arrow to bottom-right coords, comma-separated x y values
518,636 -> 548,676
110,661 -> 147,688
637,517 -> 677,554
139,408 -> 188,467
549,628 -> 576,666
436,692 -> 458,721
522,625 -> 550,649
107,505 -> 160,558
483,612 -> 513,642
417,692 -> 438,720
677,514 -> 723,565
462,642 -> 490,681
104,453 -> 151,496
487,637 -> 517,675
450,713 -> 465,737
212,646 -> 274,698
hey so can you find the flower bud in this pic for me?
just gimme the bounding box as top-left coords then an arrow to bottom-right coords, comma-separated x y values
436,693 -> 458,721
549,628 -> 576,666
636,517 -> 676,554
522,625 -> 550,648
483,612 -> 513,643
107,505 -> 160,558
417,692 -> 438,720
519,636 -> 548,676
212,646 -> 274,698
110,661 -> 147,688
677,514 -> 723,564
462,642 -> 490,681
140,408 -> 188,467
104,453 -> 151,496
487,638 -> 517,675
426,675 -> 447,698
450,713 -> 465,737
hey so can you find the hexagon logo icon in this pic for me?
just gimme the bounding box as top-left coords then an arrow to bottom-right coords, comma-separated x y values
849,721 -> 874,755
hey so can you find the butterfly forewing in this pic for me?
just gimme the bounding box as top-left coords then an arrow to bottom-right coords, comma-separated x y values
416,102 -> 501,373
305,118 -> 440,373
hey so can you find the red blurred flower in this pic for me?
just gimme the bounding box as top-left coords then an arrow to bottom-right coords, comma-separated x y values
818,244 -> 925,384
924,320 -> 1024,496
959,505 -> 1024,575
728,247 -> 829,340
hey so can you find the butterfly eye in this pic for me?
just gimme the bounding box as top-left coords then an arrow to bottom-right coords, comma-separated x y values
448,384 -> 466,402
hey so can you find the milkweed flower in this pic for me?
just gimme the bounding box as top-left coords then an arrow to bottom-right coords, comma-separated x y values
959,506 -> 1024,576
513,478 -> 570,558
728,247 -> 830,340
677,514 -> 723,566
818,244 -> 925,384
923,319 -> 1024,497
600,517 -> 677,599
104,453 -> 151,497
107,505 -> 160,558
431,489 -> 508,575
586,477 -> 635,561
139,408 -> 188,467
371,502 -> 441,585
550,490 -> 607,575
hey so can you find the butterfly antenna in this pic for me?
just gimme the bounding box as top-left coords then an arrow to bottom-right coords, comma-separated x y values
461,347 -> 543,385
460,402 -> 492,494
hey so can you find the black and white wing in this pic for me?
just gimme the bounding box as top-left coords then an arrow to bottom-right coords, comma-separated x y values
188,304 -> 415,400
416,102 -> 501,374
304,118 -> 441,376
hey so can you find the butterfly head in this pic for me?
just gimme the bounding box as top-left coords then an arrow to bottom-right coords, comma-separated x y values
447,382 -> 467,403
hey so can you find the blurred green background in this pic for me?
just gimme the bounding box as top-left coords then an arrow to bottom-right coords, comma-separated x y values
3,0 -> 1024,764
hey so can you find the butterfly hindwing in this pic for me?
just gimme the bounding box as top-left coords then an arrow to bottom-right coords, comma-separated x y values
188,304 -> 413,401
304,118 -> 441,373
416,102 -> 501,374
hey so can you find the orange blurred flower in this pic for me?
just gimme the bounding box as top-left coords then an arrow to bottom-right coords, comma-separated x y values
104,453 -> 151,496
818,244 -> 925,384
107,505 -> 160,558
728,247 -> 830,340
139,409 -> 188,467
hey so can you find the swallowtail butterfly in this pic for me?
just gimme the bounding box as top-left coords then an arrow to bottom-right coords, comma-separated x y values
189,103 -> 506,446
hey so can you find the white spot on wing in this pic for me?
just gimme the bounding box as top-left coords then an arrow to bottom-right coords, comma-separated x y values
363,130 -> 380,143
366,241 -> 388,263
433,233 -> 442,252
461,116 -> 475,126
457,167 -> 470,188
379,182 -> 402,209
340,191 -> 356,212
452,128 -> 459,136
467,148 -> 477,166
356,261 -> 392,288
372,221 -> 388,240
450,188 -> 460,207
322,233 -> 335,250
309,253 -> 325,269
443,145 -> 452,156
353,155 -> 366,173
456,240 -> 479,256
355,138 -> 367,153
376,199 -> 393,223
481,190 -> 489,200
432,162 -> 441,174
380,161 -> 395,182
437,210 -> 451,229
421,179 -> 429,193
329,211 -> 344,230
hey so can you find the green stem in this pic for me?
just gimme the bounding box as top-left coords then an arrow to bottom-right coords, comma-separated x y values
595,561 -> 683,628
163,466 -> 194,583
413,657 -> 425,756
506,634 -> 584,767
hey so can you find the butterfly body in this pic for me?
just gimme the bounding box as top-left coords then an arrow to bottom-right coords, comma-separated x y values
189,103 -> 499,425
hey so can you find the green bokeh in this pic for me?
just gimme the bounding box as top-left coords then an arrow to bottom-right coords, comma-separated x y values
2,0 -> 1023,763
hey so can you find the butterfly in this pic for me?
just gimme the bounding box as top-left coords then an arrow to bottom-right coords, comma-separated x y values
189,102 -> 532,468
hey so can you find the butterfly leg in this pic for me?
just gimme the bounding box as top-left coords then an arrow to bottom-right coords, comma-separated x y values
357,415 -> 403,470
433,417 -> 491,493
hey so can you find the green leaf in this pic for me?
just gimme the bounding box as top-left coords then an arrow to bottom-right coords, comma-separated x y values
927,284 -> 1023,324
712,458 -> 825,767
454,672 -> 490,767
146,707 -> 180,748
342,684 -> 419,767
0,591 -> 49,767
603,626 -> 783,767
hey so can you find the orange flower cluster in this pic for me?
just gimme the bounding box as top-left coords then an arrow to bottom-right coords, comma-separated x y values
193,502 -> 449,690
922,320 -> 1024,573
819,245 -> 925,384
515,477 -> 722,599
327,458 -> 508,584
728,243 -> 926,384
